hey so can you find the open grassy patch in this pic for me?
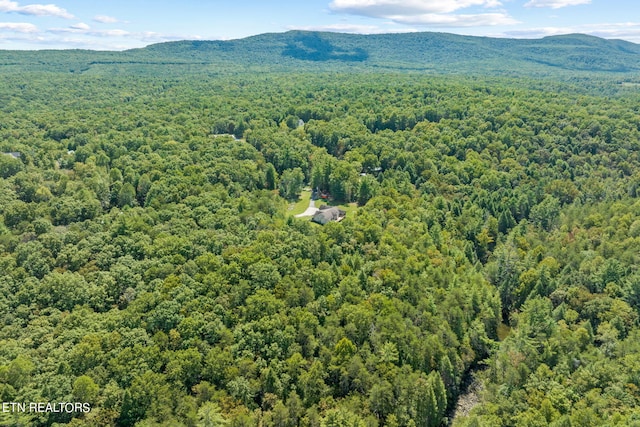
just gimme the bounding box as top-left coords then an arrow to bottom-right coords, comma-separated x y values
287,189 -> 312,216
325,200 -> 358,216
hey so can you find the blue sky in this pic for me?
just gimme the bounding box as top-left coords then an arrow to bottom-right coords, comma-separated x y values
0,0 -> 638,50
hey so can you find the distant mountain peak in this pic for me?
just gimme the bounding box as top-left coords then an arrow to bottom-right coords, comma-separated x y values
2,30 -> 639,76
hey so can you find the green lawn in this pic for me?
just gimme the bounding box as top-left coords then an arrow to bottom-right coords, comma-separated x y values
324,198 -> 358,216
287,189 -> 359,219
287,189 -> 312,216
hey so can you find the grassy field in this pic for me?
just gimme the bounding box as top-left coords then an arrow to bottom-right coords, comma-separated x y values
287,189 -> 312,216
287,189 -> 359,220
326,200 -> 358,216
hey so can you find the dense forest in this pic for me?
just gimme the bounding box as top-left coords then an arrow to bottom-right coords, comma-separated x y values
1,41 -> 640,427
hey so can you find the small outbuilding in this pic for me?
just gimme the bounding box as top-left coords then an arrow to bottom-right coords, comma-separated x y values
311,205 -> 346,225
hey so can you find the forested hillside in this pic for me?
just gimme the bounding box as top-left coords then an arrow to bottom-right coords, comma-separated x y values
1,43 -> 640,427
2,31 -> 640,76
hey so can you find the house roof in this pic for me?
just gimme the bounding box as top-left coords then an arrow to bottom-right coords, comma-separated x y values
311,206 -> 346,225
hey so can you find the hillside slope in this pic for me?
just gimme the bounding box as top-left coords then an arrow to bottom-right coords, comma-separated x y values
1,31 -> 639,76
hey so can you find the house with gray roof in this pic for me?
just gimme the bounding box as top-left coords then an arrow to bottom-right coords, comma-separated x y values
311,205 -> 346,225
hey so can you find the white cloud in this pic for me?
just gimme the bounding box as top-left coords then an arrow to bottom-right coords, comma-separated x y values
100,29 -> 129,37
23,32 -> 161,50
585,23 -> 640,41
40,24 -> 202,50
524,0 -> 590,8
501,22 -> 640,43
93,15 -> 118,24
0,0 -> 21,11
328,0 -> 514,28
288,23 -> 414,34
16,3 -> 73,18
330,0 -> 503,16
49,25 -> 130,37
389,12 -> 518,26
47,25 -> 82,34
139,31 -> 202,43
502,27 -> 571,38
0,0 -> 73,19
0,21 -> 37,32
70,22 -> 90,30
0,10 -> 196,49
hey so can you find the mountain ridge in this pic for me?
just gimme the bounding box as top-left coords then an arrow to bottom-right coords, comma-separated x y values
1,30 -> 639,76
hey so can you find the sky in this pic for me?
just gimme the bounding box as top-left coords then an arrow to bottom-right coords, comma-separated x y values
0,0 -> 639,50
